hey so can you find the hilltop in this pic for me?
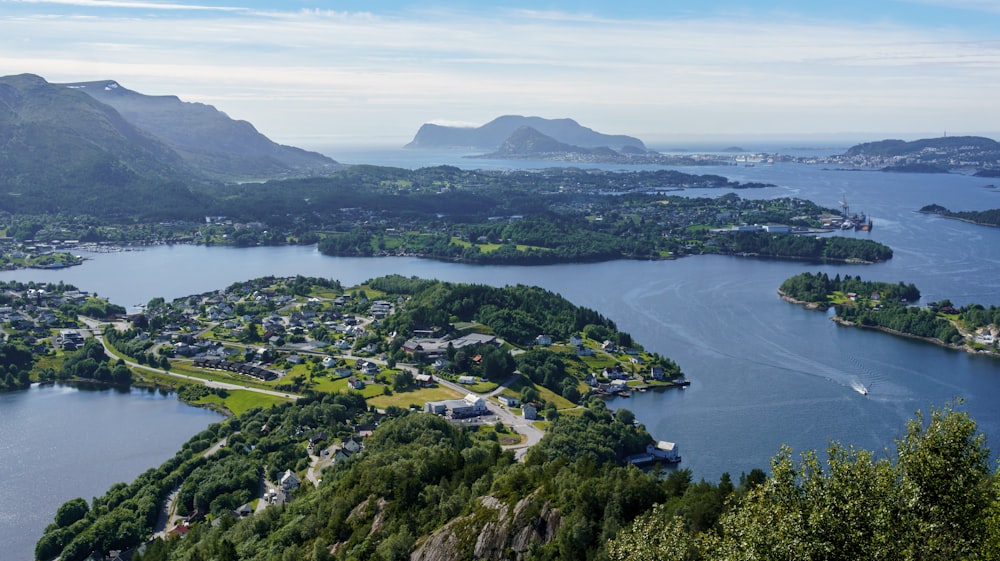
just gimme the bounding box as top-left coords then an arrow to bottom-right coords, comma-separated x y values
0,73 -> 208,217
404,115 -> 646,151
61,79 -> 340,181
841,135 -> 1000,173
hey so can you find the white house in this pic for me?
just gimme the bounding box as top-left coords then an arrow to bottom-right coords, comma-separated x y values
647,441 -> 680,463
497,395 -> 519,407
280,469 -> 300,491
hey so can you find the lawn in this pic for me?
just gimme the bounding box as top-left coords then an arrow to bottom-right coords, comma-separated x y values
195,390 -> 289,415
308,376 -> 386,398
367,385 -> 463,410
505,374 -> 577,410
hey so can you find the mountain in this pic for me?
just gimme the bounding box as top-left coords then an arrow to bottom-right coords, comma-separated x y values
490,125 -> 596,156
0,73 -> 208,217
61,79 -> 340,181
405,115 -> 646,151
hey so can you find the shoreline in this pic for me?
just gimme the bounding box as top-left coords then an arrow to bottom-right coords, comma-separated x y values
779,290 -> 999,359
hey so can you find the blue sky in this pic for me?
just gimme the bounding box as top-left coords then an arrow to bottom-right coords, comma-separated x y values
2,0 -> 999,147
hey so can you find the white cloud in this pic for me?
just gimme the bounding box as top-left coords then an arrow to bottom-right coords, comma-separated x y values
5,0 -> 245,11
1,6 -> 998,143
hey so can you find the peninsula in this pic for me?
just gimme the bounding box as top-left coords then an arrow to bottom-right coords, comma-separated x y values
778,272 -> 1000,357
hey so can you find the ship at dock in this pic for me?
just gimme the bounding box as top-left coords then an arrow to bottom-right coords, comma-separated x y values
833,195 -> 874,231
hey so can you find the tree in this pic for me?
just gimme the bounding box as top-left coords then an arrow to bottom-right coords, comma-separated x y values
392,370 -> 415,392
54,497 -> 89,527
615,408 -> 636,426
607,403 -> 994,561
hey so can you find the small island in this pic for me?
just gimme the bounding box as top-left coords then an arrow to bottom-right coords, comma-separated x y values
919,204 -> 1000,228
778,272 -> 1000,356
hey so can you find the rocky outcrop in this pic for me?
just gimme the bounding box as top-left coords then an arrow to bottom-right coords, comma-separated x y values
411,492 -> 561,561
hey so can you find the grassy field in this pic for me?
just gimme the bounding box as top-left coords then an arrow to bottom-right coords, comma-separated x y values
195,390 -> 289,415
505,374 -> 577,410
367,385 -> 463,410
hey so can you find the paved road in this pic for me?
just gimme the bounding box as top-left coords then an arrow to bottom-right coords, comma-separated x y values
434,374 -> 544,460
80,317 -> 299,401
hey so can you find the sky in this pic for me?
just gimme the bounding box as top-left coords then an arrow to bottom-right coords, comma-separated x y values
2,0 -> 999,148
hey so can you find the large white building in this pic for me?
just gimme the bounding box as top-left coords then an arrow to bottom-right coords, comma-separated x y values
424,393 -> 489,418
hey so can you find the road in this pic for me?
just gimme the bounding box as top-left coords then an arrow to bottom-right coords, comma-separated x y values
434,374 -> 544,460
80,317 -> 299,401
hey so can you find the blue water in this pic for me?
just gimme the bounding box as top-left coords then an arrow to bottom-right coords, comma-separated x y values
0,385 -> 223,561
3,157 -> 1000,558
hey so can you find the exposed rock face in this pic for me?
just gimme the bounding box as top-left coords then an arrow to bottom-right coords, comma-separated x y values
411,493 -> 561,561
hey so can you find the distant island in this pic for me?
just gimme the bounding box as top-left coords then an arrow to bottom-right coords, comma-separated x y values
789,135 -> 1000,175
404,114 -> 646,151
467,125 -> 735,166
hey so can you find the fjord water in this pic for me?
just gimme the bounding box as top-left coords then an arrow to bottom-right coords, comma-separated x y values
0,385 -> 223,560
4,159 -> 1000,558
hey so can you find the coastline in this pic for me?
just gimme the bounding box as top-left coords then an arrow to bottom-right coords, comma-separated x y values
779,290 -> 999,359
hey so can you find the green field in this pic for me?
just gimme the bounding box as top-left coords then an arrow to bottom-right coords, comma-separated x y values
195,390 -> 290,415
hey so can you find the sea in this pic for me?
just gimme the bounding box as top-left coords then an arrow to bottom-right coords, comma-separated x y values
3,143 -> 1000,559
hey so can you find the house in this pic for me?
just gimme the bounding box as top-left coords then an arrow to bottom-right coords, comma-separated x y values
342,437 -> 363,454
280,469 -> 300,491
575,345 -> 594,357
458,375 -> 477,385
347,377 -> 365,390
601,340 -> 616,352
534,334 -> 552,346
585,373 -> 599,386
603,366 -> 628,380
497,395 -> 520,407
360,362 -> 379,376
321,356 -> 337,368
522,402 -> 539,420
333,367 -> 353,378
647,441 -> 680,463
432,358 -> 450,371
415,373 -> 435,387
649,366 -> 666,381
286,354 -> 303,365
569,334 -> 584,346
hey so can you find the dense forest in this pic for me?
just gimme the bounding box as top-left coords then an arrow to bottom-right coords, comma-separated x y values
719,232 -> 893,263
36,396 -> 999,561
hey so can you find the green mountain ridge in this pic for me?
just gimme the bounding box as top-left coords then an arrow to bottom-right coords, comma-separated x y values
0,73 -> 208,218
61,79 -> 341,181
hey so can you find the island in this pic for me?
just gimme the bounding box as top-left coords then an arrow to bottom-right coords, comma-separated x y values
787,135 -> 1000,175
919,204 -> 1000,228
778,272 -> 1000,356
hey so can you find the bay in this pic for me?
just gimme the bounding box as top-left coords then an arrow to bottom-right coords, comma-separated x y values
3,158 -> 1000,558
0,385 -> 223,561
